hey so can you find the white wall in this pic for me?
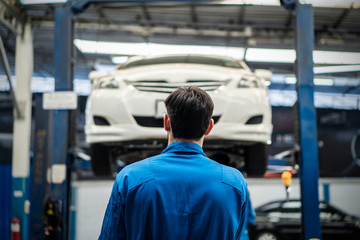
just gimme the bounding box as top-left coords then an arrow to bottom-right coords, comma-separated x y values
247,178 -> 360,216
73,178 -> 360,240
73,181 -> 113,240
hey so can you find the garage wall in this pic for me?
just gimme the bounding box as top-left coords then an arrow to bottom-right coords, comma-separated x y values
73,181 -> 113,240
270,107 -> 360,177
247,178 -> 360,216
73,178 -> 360,239
0,165 -> 11,240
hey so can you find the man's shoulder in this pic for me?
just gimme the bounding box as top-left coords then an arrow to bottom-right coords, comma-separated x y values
116,156 -> 158,190
220,165 -> 247,191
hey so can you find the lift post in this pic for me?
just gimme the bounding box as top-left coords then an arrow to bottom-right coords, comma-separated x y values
45,5 -> 74,240
281,0 -> 322,239
30,4 -> 75,240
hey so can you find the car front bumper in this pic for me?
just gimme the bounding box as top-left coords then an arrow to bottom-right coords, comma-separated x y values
85,87 -> 272,145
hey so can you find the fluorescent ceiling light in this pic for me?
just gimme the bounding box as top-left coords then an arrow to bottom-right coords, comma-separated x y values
220,0 -> 280,6
246,48 -> 360,64
314,65 -> 360,74
285,76 -> 334,86
21,0 -> 67,4
75,39 -> 360,65
112,56 -> 129,64
219,0 -> 359,8
94,64 -> 116,73
313,78 -> 334,86
246,48 -> 296,63
313,51 -> 360,64
74,39 -> 245,60
304,0 -> 360,8
285,76 -> 297,84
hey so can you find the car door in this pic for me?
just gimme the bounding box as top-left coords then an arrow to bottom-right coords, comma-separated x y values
275,201 -> 302,239
320,203 -> 356,240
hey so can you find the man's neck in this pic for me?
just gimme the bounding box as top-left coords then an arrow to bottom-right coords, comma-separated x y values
168,133 -> 204,147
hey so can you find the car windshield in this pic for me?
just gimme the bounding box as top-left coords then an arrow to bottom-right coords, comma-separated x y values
256,202 -> 282,212
118,55 -> 243,69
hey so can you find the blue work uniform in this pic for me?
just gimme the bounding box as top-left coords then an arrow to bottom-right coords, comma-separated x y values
240,191 -> 256,240
99,142 -> 249,240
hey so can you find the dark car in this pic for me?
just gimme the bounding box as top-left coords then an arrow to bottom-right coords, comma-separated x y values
248,199 -> 360,240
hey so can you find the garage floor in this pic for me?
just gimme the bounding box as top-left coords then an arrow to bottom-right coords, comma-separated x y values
71,178 -> 360,239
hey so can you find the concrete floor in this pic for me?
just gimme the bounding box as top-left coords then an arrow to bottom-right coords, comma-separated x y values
72,178 -> 360,240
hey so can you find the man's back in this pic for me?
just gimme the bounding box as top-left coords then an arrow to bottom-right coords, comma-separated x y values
99,142 -> 248,240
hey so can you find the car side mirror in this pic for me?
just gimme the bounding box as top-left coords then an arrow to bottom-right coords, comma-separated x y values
88,71 -> 108,82
255,69 -> 272,83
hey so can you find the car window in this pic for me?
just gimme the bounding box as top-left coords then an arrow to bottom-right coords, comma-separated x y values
119,55 -> 243,69
281,201 -> 301,213
257,202 -> 282,212
282,201 -> 301,209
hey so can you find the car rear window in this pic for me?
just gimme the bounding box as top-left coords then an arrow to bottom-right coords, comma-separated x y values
119,55 -> 242,69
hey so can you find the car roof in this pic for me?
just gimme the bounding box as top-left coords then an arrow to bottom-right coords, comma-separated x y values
116,54 -> 249,71
126,54 -> 240,62
255,199 -> 352,215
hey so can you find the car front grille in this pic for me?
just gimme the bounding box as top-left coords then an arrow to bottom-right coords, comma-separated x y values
126,79 -> 229,93
134,115 -> 221,128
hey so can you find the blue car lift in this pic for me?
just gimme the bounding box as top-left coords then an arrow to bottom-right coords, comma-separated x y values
281,0 -> 322,239
28,0 -> 321,239
29,1 -> 215,240
29,5 -> 74,240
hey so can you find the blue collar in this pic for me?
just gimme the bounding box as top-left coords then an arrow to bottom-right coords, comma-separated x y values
161,142 -> 206,157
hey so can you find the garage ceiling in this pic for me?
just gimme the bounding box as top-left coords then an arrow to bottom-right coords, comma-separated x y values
0,1 -> 359,108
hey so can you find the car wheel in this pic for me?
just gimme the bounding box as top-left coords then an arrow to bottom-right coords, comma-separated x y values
245,143 -> 268,177
90,143 -> 113,176
255,231 -> 279,240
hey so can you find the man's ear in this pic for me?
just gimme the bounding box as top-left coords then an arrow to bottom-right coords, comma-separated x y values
164,114 -> 171,132
204,118 -> 214,136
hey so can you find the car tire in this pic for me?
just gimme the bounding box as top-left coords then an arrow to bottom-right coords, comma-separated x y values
255,231 -> 279,240
245,143 -> 268,177
90,143 -> 113,176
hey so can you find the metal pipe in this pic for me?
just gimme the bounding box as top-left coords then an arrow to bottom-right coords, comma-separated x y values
0,36 -> 22,118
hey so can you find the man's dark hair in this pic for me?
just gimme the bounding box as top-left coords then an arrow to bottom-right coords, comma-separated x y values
164,86 -> 214,140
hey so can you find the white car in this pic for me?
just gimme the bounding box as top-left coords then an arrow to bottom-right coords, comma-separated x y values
85,54 -> 273,176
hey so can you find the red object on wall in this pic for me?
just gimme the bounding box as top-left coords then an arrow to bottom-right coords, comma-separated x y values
10,217 -> 20,240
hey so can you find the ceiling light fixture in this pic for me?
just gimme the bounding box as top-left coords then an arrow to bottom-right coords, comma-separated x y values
313,78 -> 334,86
219,0 -> 359,8
21,0 -> 67,4
313,51 -> 360,64
75,39 -> 360,65
246,48 -> 360,64
74,39 -> 245,59
314,65 -> 360,74
111,56 -> 129,64
285,76 -> 334,86
246,48 -> 296,63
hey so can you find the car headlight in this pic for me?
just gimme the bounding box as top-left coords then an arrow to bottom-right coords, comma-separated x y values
94,78 -> 119,89
238,78 -> 259,88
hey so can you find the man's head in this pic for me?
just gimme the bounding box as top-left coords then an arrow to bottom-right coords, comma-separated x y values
164,86 -> 214,141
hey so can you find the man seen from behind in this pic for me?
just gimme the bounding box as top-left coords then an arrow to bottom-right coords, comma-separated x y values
98,86 -> 249,240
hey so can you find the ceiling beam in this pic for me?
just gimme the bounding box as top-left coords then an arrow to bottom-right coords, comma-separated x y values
237,5 -> 245,25
332,6 -> 352,29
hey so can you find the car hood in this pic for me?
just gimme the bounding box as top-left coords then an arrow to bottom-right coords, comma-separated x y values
113,64 -> 246,82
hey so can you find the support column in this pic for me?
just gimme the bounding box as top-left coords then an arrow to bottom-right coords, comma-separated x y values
49,5 -> 74,240
294,3 -> 322,240
12,22 -> 33,240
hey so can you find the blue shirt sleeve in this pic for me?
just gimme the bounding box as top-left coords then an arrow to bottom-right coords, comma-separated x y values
235,187 -> 250,240
246,195 -> 256,225
240,190 -> 255,240
98,179 -> 126,240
